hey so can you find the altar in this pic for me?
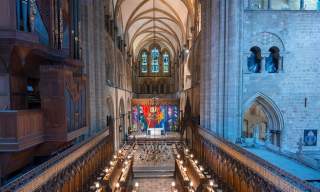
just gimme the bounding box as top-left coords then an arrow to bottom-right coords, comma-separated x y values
147,128 -> 164,136
131,98 -> 180,134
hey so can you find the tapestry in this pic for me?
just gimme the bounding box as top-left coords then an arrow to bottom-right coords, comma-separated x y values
132,104 -> 179,132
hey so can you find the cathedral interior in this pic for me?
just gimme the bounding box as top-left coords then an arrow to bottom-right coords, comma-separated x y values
0,0 -> 320,192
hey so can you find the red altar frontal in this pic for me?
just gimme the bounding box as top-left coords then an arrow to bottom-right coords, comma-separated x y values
131,99 -> 180,134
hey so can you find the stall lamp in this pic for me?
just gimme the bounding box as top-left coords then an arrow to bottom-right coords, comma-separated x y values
116,182 -> 120,188
195,160 -> 198,164
105,168 -> 109,173
209,180 -> 214,186
199,166 -> 204,171
113,155 -> 117,159
110,161 -> 113,166
190,154 -> 194,158
177,154 -> 181,159
171,181 -> 176,187
190,181 -> 193,187
118,149 -> 122,153
125,161 -> 128,165
135,182 -> 139,188
95,182 -> 100,189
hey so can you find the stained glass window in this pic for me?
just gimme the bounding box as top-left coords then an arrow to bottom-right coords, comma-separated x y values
151,48 -> 159,73
163,52 -> 169,73
141,52 -> 148,73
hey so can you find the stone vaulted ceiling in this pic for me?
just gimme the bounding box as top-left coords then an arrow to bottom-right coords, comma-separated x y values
115,0 -> 195,58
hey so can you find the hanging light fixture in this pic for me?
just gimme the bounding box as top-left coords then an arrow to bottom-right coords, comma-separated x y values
153,0 -> 156,44
151,0 -> 158,136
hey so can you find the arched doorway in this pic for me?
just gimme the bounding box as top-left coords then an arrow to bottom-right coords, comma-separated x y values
119,98 -> 125,147
106,96 -> 114,130
127,98 -> 132,135
243,93 -> 283,147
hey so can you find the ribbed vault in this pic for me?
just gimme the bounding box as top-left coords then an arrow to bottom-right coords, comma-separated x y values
115,0 -> 195,59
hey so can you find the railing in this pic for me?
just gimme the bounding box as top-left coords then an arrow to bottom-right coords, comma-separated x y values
197,126 -> 319,192
0,110 -> 44,151
0,129 -> 110,192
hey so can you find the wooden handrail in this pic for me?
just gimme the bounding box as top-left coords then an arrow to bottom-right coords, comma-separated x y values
0,129 -> 110,192
197,125 -> 318,192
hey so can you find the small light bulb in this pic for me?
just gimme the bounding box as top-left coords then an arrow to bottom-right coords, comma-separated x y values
190,181 -> 193,187
195,160 -> 198,164
177,154 -> 181,159
209,180 -> 214,186
135,182 -> 139,188
116,182 -> 120,188
190,154 -> 194,158
171,182 -> 176,187
95,182 -> 100,188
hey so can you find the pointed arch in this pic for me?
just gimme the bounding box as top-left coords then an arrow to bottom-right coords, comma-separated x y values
243,92 -> 284,132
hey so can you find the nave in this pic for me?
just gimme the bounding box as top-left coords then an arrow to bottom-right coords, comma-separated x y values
0,0 -> 320,191
87,137 -> 231,192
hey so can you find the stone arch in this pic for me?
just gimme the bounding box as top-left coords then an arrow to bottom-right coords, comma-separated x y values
184,96 -> 192,122
157,78 -> 169,94
140,78 -> 154,94
243,92 -> 284,146
126,97 -> 132,134
247,46 -> 262,73
248,32 -> 285,54
106,96 -> 115,125
0,57 -> 7,73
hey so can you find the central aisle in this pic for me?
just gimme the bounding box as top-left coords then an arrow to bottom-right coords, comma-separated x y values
131,142 -> 176,191
132,142 -> 175,177
133,178 -> 175,192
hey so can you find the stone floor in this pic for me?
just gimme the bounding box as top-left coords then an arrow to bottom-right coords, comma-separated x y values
133,178 -> 175,192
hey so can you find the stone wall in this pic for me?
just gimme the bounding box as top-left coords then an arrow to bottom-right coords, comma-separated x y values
199,0 -> 242,142
80,0 -> 107,133
242,10 -> 320,152
80,0 -> 132,143
198,0 -> 320,153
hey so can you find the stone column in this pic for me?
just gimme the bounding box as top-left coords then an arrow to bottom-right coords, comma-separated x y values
223,0 -> 242,141
0,0 -> 17,30
200,0 -> 243,142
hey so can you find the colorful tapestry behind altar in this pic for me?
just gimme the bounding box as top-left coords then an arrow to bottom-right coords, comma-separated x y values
132,104 -> 179,132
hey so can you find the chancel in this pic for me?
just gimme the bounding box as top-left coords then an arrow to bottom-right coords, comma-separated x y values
0,0 -> 320,192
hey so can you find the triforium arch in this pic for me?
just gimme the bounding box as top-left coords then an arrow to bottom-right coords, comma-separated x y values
242,92 -> 284,147
106,96 -> 115,126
